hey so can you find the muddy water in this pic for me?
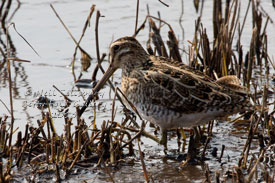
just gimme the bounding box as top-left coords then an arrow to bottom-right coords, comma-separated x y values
1,0 -> 274,182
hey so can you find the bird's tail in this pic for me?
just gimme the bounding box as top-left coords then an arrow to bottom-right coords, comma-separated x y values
216,75 -> 254,112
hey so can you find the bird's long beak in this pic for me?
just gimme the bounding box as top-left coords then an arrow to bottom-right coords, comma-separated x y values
92,64 -> 116,94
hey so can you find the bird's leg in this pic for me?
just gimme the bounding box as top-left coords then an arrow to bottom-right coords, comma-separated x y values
182,127 -> 200,166
187,129 -> 196,160
192,127 -> 202,149
159,129 -> 168,154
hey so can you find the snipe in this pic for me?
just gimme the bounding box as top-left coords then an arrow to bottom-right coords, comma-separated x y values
83,36 -> 252,150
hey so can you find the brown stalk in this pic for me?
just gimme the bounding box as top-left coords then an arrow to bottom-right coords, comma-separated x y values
10,23 -> 40,57
0,119 -> 8,154
218,145 -> 225,162
109,128 -> 115,164
246,28 -> 257,89
157,11 -> 161,28
50,4 -> 92,61
246,150 -> 265,182
79,5 -> 95,47
228,0 -> 240,44
176,129 -> 181,152
111,128 -> 134,155
149,18 -> 168,57
15,124 -> 29,167
4,22 -> 18,173
179,0 -> 184,41
167,30 -> 182,62
200,27 -> 210,73
101,159 -> 115,183
46,106 -> 57,137
27,126 -> 43,163
68,5 -> 95,80
52,85 -> 72,103
46,143 -> 49,163
138,140 -> 149,182
158,0 -> 169,7
1,0 -> 12,27
195,0 -> 204,31
0,0 -> 6,17
45,114 -> 51,140
56,144 -> 61,164
147,15 -> 175,32
0,158 -> 4,182
235,166 -> 245,183
133,15 -> 147,37
61,147 -> 68,170
134,0 -> 139,35
74,9 -> 95,73
76,107 -> 81,151
68,131 -> 100,172
204,163 -> 211,183
65,118 -> 72,153
237,24 -> 243,78
224,0 -> 230,23
91,53 -> 106,82
55,163 -> 61,183
239,0 -> 251,39
201,137 -> 210,158
95,11 -> 101,65
213,0 -> 222,39
110,87 -> 118,145
51,133 -> 56,163
73,129 -> 78,153
241,109 -> 263,168
121,121 -> 149,149
68,139 -> 88,172
116,87 -> 142,121
6,59 -> 14,150
7,0 -> 21,22
215,171 -> 220,183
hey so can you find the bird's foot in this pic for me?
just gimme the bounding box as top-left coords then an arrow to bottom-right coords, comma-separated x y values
180,128 -> 201,167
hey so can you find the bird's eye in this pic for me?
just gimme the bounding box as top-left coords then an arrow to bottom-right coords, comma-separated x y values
113,45 -> 120,52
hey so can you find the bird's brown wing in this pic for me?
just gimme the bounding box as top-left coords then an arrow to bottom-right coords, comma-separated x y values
138,66 -> 234,114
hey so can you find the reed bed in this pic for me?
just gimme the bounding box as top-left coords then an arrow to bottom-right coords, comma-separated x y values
0,0 -> 274,182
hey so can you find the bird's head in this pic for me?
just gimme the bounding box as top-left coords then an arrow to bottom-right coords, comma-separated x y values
93,36 -> 148,93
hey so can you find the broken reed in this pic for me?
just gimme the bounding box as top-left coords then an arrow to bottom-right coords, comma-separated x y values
135,0 -> 274,182
0,103 -> 138,182
193,0 -> 272,87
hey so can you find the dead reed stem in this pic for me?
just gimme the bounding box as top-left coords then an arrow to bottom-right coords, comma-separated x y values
246,149 -> 265,182
5,23 -> 15,175
158,0 -> 169,7
90,10 -> 103,82
204,163 -> 211,183
138,140 -> 149,182
71,5 -> 95,80
50,4 -> 92,70
134,0 -> 139,35
50,4 -> 85,50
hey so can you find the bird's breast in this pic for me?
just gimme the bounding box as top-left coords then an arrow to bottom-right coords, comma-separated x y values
121,76 -> 142,104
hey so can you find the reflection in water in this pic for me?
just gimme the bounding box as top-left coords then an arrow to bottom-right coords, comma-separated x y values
0,0 -> 32,124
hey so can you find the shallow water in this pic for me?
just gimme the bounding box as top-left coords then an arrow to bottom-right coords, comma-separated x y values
0,0 -> 274,182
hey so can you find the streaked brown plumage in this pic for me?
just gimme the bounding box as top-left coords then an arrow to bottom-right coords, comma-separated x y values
92,36 -> 252,147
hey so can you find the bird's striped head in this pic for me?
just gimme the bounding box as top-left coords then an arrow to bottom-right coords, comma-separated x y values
109,36 -> 148,70
92,36 -> 148,94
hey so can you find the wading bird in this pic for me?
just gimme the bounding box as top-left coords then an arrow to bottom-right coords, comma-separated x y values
81,36 -> 252,152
